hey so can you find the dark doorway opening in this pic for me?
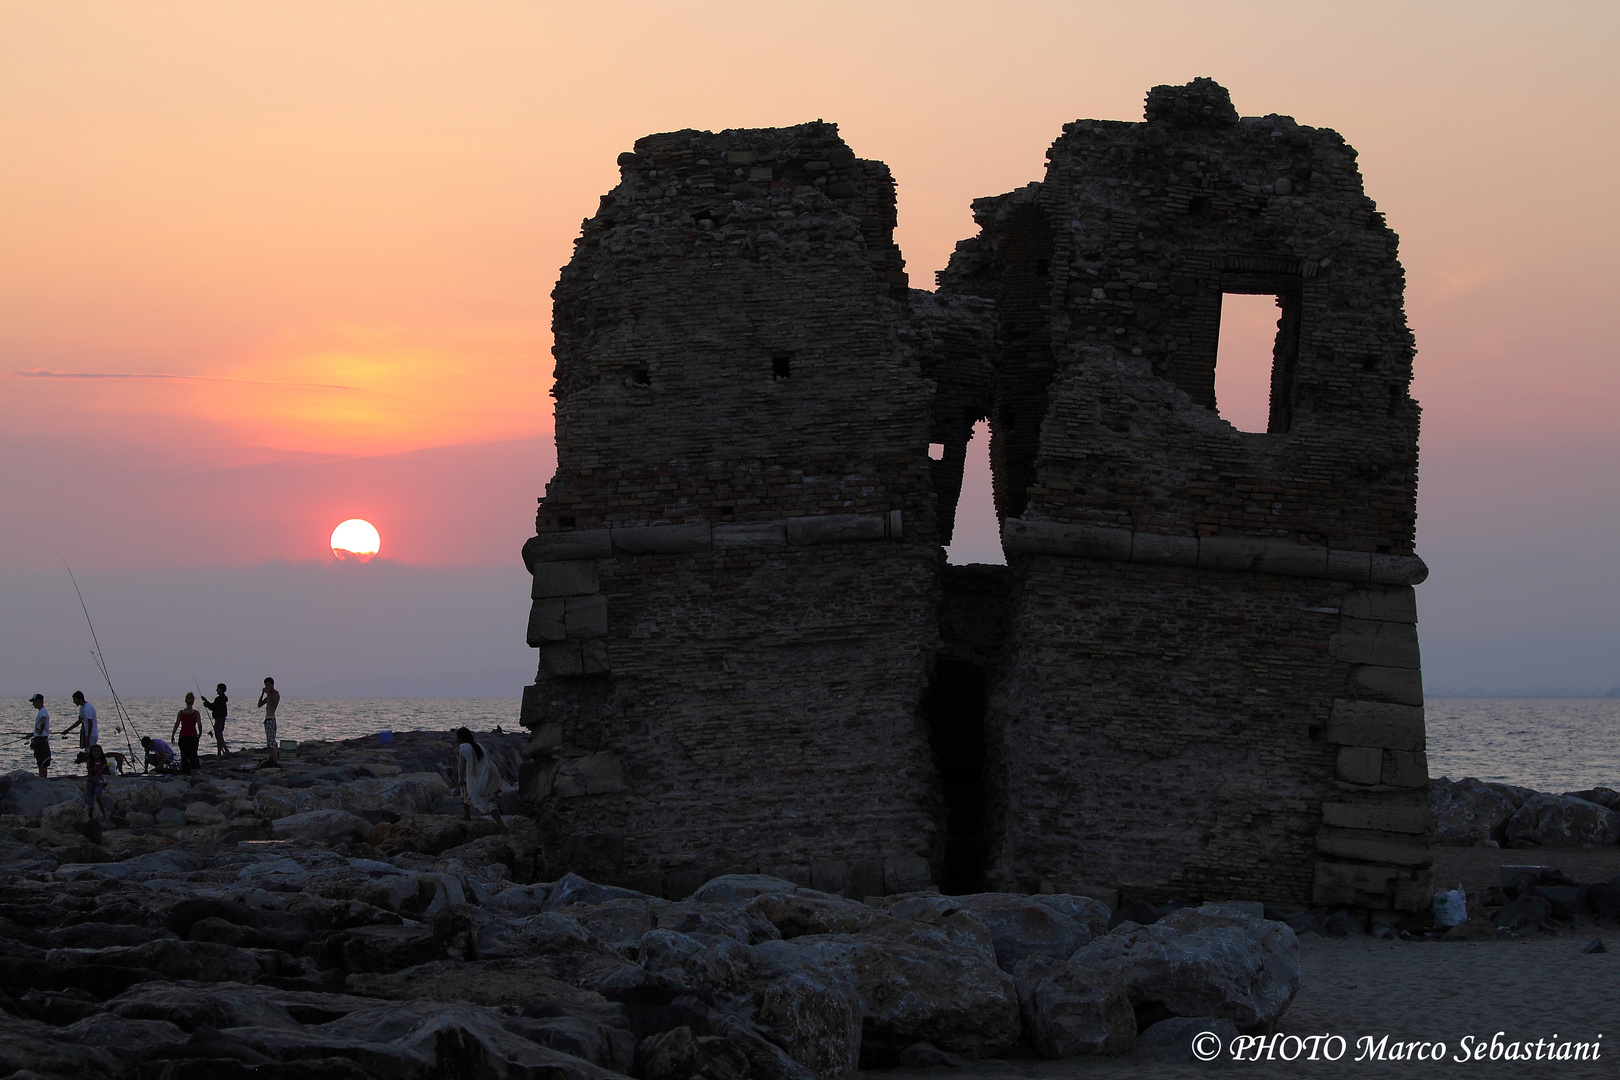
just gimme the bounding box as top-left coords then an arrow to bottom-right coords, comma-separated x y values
922,656 -> 990,893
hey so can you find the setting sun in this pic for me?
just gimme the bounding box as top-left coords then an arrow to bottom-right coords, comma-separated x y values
330,518 -> 381,562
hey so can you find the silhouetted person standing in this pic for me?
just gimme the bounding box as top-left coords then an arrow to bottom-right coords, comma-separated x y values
61,691 -> 98,750
258,677 -> 281,768
27,694 -> 50,778
172,693 -> 202,775
201,683 -> 229,756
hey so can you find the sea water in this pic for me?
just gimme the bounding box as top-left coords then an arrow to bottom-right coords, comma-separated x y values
3,696 -> 1617,795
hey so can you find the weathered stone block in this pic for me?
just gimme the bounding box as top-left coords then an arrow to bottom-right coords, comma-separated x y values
811,859 -> 849,895
531,560 -> 600,598
579,637 -> 610,674
1003,519 -> 1131,560
1315,827 -> 1430,866
1312,861 -> 1396,907
1321,802 -> 1428,834
611,523 -> 711,555
1381,750 -> 1429,788
1130,532 -> 1198,566
1370,554 -> 1429,586
1325,550 -> 1371,583
523,723 -> 564,758
1254,542 -> 1328,578
1326,699 -> 1425,751
526,600 -> 566,646
1347,664 -> 1423,706
1393,868 -> 1434,913
519,759 -> 560,802
712,522 -> 787,549
519,683 -> 546,728
848,857 -> 885,898
1196,535 -> 1266,572
553,753 -> 627,798
1339,586 -> 1417,624
523,530 -> 613,566
883,856 -> 933,894
537,640 -> 583,678
786,514 -> 886,546
1331,620 -> 1421,669
564,594 -> 608,638
1336,746 -> 1383,786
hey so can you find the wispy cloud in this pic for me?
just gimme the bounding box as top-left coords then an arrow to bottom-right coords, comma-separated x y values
8,370 -> 364,391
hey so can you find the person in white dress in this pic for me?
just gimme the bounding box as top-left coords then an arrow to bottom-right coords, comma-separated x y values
455,727 -> 507,831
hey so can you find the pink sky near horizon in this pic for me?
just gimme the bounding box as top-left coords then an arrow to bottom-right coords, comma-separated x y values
3,3 -> 1618,587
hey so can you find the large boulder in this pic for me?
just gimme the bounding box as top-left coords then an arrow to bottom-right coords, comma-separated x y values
1032,894 -> 1113,938
0,771 -> 78,817
0,1010 -> 123,1077
339,772 -> 450,817
757,925 -> 1019,1066
543,871 -> 661,911
1012,954 -> 1135,1057
270,808 -> 373,844
1068,904 -> 1300,1032
253,784 -> 344,819
347,957 -> 610,1011
1504,793 -> 1620,847
1429,777 -> 1521,846
953,893 -> 1092,972
690,873 -> 808,904
747,891 -> 883,938
40,798 -> 88,835
1567,787 -> 1620,812
639,929 -> 862,1077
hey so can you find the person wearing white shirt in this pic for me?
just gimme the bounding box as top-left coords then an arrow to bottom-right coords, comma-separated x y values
27,693 -> 51,778
62,691 -> 99,750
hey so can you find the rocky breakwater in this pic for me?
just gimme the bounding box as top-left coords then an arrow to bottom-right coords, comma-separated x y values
1430,776 -> 1620,849
0,731 -> 1304,1077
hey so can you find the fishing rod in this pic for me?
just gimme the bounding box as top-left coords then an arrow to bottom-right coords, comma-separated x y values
64,561 -> 141,764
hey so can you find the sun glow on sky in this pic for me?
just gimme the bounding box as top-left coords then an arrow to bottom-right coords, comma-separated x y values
331,519 -> 381,562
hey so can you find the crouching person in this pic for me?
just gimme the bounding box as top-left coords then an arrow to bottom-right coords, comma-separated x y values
141,735 -> 179,774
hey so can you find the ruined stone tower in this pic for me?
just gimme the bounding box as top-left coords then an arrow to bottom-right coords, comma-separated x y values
520,80 -> 1430,921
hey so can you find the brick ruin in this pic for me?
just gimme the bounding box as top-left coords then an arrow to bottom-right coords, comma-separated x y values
518,79 -> 1430,921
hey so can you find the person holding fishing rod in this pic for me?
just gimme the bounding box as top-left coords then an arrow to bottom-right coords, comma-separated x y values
199,683 -> 230,757
26,694 -> 51,778
61,691 -> 98,751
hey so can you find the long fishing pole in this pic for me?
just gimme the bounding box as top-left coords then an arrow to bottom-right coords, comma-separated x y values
64,561 -> 140,764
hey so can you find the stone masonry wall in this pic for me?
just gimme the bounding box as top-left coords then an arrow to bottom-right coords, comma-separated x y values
521,82 -> 1429,918
522,123 -> 943,898
942,80 -> 1429,918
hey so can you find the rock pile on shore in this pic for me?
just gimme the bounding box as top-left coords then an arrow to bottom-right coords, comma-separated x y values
1430,777 -> 1620,848
0,730 -> 1304,1078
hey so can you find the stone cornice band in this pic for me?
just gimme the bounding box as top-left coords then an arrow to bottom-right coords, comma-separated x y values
523,510 -> 905,570
1001,518 -> 1428,585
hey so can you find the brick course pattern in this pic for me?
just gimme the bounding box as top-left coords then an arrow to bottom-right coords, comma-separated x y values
521,80 -> 1429,919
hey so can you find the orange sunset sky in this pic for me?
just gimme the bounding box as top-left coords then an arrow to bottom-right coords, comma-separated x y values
3,2 -> 1618,693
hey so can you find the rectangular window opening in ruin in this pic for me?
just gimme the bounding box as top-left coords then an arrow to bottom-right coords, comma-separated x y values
1213,291 -> 1299,434
771,352 -> 792,380
928,442 -> 945,461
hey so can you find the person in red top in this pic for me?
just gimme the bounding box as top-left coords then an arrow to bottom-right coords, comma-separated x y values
171,693 -> 203,775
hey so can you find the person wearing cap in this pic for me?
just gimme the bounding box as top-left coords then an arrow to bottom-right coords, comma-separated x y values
27,694 -> 51,778
61,691 -> 98,750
